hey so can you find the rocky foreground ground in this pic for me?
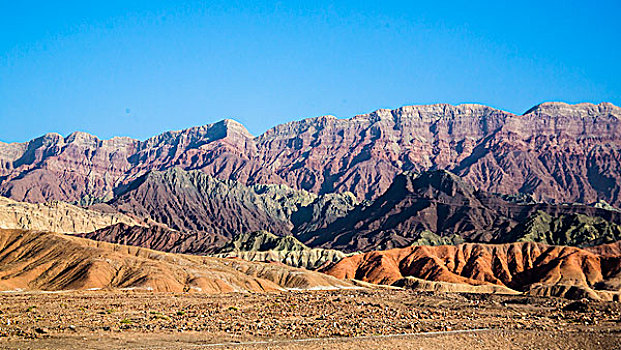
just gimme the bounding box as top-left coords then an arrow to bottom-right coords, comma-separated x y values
0,289 -> 619,349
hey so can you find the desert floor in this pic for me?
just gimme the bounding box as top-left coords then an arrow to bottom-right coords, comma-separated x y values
0,289 -> 619,349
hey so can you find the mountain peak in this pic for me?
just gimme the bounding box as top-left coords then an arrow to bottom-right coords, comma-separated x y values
354,103 -> 510,123
523,102 -> 621,116
64,131 -> 100,146
217,118 -> 249,129
209,118 -> 254,140
29,132 -> 64,145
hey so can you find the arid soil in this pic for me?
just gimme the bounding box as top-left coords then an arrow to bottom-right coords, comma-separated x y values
0,289 -> 619,349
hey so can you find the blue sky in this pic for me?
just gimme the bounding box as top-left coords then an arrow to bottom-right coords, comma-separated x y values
1,1 -> 620,142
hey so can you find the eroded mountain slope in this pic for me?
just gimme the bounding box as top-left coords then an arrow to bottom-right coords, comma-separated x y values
0,196 -> 139,233
0,229 -> 352,293
300,170 -> 621,252
211,231 -> 348,269
108,167 -> 357,239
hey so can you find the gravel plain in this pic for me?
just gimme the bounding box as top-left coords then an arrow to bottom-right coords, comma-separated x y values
0,289 -> 619,349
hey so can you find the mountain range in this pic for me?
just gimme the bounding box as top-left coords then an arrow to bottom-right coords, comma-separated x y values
1,102 -> 619,206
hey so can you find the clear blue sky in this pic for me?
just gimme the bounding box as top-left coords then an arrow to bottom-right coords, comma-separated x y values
1,1 -> 620,143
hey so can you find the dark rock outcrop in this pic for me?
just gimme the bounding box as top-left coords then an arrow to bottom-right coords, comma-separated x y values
501,211 -> 621,247
300,171 -> 621,252
79,223 -> 226,255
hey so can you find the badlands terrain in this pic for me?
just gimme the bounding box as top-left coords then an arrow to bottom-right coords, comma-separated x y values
0,102 -> 620,348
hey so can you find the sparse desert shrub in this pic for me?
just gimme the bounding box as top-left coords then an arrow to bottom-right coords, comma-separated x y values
149,311 -> 171,320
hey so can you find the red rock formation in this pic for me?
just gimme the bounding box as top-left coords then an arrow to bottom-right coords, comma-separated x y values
0,120 -> 274,204
322,241 -> 621,300
1,102 -> 619,206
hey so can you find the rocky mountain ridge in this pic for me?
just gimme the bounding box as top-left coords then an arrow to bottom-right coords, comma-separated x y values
76,167 -> 621,255
1,102 -> 619,206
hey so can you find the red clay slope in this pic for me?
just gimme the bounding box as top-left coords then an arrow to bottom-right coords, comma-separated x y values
322,241 -> 621,300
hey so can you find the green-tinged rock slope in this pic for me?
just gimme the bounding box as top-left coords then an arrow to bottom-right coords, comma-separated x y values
503,211 -> 621,247
211,231 -> 349,269
110,167 -> 359,239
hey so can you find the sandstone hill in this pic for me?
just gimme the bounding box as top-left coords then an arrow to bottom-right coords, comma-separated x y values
0,229 -> 353,293
210,231 -> 348,269
0,196 -> 139,233
300,170 -> 621,252
1,102 -> 619,206
322,241 -> 621,300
